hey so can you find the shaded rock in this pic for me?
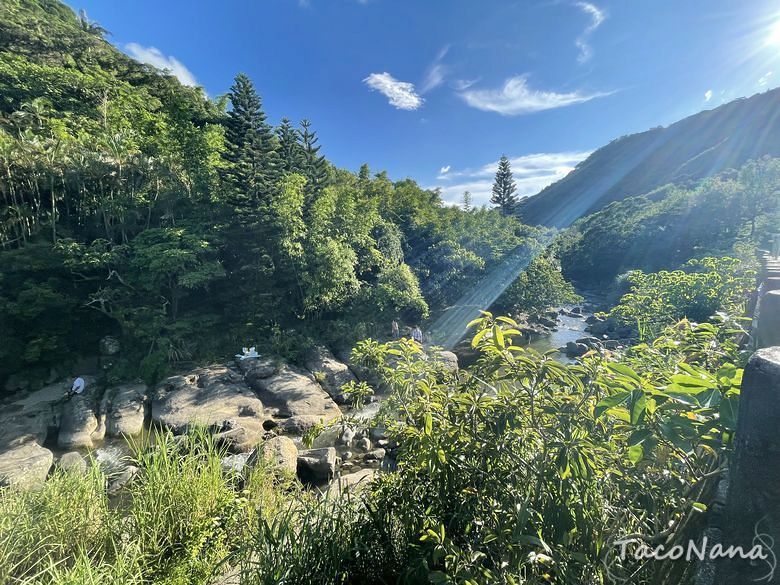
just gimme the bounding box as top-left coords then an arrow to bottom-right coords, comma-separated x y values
102,382 -> 147,437
364,448 -> 386,462
576,336 -> 602,350
297,447 -> 337,482
99,335 -> 121,356
238,356 -> 278,383
253,436 -> 298,474
305,346 -> 356,404
152,365 -> 265,452
59,451 -> 87,475
0,441 -> 53,489
107,465 -> 138,494
565,341 -> 589,358
250,365 -> 340,425
355,437 -> 371,452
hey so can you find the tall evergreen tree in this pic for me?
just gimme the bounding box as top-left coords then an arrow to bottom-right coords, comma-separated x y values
490,155 -> 518,216
221,73 -> 279,206
462,190 -> 473,212
299,119 -> 329,201
276,117 -> 304,175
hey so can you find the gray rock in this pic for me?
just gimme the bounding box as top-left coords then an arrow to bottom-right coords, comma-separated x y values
252,436 -> 298,474
0,441 -> 53,489
297,447 -> 337,482
433,350 -> 459,373
327,468 -> 376,497
58,389 -> 99,449
338,426 -> 356,447
355,437 -> 371,452
152,366 -> 265,452
221,452 -> 251,474
59,451 -> 87,475
304,346 -> 357,404
249,365 -> 340,424
107,465 -> 138,494
238,356 -> 278,382
565,341 -> 589,358
99,335 -> 121,356
576,336 -> 603,350
103,382 -> 147,437
364,448 -> 386,462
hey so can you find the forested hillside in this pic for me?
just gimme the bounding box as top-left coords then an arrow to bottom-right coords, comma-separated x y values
0,0 -> 544,388
519,88 -> 780,227
554,157 -> 780,284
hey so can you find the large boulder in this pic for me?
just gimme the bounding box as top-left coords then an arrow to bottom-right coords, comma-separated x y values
252,436 -> 298,474
297,447 -> 337,483
58,451 -> 87,475
58,381 -> 101,449
304,346 -> 356,404
432,350 -> 459,373
0,441 -> 53,489
152,365 -> 265,452
248,365 -> 340,430
238,356 -> 279,384
327,468 -> 376,497
103,382 -> 148,437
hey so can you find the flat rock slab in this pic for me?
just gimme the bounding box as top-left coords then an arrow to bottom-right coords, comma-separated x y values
0,441 -> 53,489
152,365 -> 265,451
304,346 -> 356,404
102,382 -> 148,437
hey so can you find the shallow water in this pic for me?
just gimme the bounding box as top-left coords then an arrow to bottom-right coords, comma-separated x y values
525,312 -> 590,363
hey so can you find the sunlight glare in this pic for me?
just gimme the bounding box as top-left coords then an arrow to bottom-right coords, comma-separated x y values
767,19 -> 780,46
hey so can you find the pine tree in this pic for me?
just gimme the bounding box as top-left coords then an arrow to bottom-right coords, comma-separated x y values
276,117 -> 304,175
462,190 -> 473,212
221,73 -> 279,205
299,119 -> 329,201
490,155 -> 518,215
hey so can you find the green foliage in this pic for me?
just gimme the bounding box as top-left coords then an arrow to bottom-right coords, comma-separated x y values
555,157 -> 780,284
607,256 -> 755,338
493,255 -> 582,315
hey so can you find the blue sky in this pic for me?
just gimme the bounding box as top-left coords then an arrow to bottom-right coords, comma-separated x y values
66,0 -> 780,206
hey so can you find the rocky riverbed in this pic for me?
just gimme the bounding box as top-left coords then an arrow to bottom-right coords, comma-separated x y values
0,342 -> 458,495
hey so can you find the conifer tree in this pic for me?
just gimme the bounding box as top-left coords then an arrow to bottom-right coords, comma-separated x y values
490,155 -> 518,216
462,190 -> 473,212
299,119 -> 329,200
221,73 -> 279,205
276,117 -> 304,175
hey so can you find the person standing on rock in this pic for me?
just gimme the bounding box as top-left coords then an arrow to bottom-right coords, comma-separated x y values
391,319 -> 400,340
411,326 -> 423,345
66,376 -> 85,400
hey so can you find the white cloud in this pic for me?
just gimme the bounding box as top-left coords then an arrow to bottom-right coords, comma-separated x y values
704,89 -> 713,101
759,71 -> 773,86
574,2 -> 605,63
363,72 -> 424,110
125,43 -> 198,87
452,78 -> 479,91
421,46 -> 450,93
432,151 -> 592,207
459,75 -> 610,116
439,165 -> 451,175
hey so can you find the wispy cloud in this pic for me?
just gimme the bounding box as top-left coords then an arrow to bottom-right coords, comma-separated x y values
459,75 -> 610,116
432,151 -> 592,206
452,78 -> 479,91
420,46 -> 450,93
363,72 -> 424,110
704,89 -> 713,102
574,2 -> 605,63
125,43 -> 198,87
759,71 -> 774,86
439,165 -> 451,175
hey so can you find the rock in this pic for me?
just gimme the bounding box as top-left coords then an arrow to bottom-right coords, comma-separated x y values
327,468 -> 376,497
585,315 -> 599,325
565,341 -> 589,358
572,307 -> 583,315
99,335 -> 121,356
355,437 -> 371,452
4,373 -> 32,394
342,450 -> 354,461
369,426 -> 388,442
297,447 -> 337,483
103,382 -> 147,437
249,365 -> 340,427
304,347 -> 357,404
338,426 -> 356,447
107,465 -> 138,494
152,365 -> 265,452
364,448 -> 386,462
253,436 -> 298,474
59,451 -> 87,475
221,452 -> 251,474
58,389 -> 99,449
433,350 -> 459,373
604,340 -> 623,350
0,441 -> 53,489
576,336 -> 603,350
238,356 -> 278,382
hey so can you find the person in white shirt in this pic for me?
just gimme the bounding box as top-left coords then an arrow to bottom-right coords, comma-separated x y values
66,376 -> 86,399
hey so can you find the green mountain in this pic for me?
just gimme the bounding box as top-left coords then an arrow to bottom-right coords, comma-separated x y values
519,88 -> 780,227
